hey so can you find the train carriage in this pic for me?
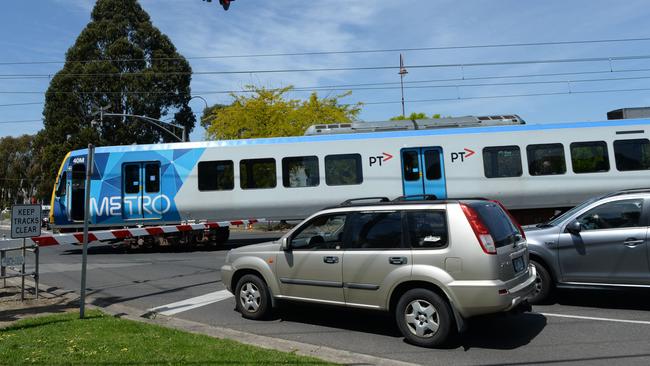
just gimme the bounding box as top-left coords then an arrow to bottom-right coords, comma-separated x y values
50,115 -> 650,237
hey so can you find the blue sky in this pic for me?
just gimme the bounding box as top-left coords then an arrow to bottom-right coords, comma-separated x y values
2,0 -> 650,141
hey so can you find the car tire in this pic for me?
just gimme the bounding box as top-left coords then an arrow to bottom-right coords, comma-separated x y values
395,288 -> 453,347
235,274 -> 271,320
529,259 -> 553,305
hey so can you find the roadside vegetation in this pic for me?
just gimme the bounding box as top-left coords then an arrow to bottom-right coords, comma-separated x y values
0,310 -> 334,365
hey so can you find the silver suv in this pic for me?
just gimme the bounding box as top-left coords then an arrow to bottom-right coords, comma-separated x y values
221,198 -> 536,347
525,189 -> 650,304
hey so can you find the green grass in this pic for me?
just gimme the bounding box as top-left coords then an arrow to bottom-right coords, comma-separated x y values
0,310 -> 335,365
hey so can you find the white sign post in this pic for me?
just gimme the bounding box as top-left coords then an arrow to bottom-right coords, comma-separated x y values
11,205 -> 41,239
11,204 -> 41,301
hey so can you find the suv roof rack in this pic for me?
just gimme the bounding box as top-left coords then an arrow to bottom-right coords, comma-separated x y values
339,197 -> 390,206
392,195 -> 438,201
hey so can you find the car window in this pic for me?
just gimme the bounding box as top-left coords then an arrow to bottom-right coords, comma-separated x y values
467,201 -> 520,247
345,211 -> 403,249
576,199 -> 644,231
406,211 -> 448,249
291,214 -> 346,250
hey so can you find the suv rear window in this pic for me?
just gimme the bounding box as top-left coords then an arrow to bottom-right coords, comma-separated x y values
466,201 -> 520,248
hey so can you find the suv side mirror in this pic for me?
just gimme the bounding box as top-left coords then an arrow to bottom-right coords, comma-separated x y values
566,220 -> 582,234
280,237 -> 291,251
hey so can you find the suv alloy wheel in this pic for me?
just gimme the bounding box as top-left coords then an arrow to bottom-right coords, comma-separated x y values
528,260 -> 553,304
235,274 -> 272,319
395,289 -> 453,347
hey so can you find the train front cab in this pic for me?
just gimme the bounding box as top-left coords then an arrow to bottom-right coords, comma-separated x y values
400,146 -> 447,199
50,154 -> 87,228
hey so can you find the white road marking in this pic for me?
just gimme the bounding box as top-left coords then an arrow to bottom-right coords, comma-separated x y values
148,290 -> 234,316
541,312 -> 650,325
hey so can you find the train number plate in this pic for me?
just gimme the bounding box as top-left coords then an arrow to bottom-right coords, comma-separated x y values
513,256 -> 525,273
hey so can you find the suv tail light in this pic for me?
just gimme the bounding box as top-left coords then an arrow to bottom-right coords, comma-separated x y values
460,203 -> 497,255
490,200 -> 525,239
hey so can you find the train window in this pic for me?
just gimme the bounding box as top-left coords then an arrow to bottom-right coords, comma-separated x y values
526,143 -> 566,176
570,141 -> 609,174
483,146 -> 522,178
614,139 -> 650,171
124,164 -> 140,194
325,154 -> 363,186
240,158 -> 277,189
56,171 -> 67,197
145,163 -> 160,193
198,160 -> 234,191
424,150 -> 442,180
402,151 -> 420,181
282,156 -> 319,188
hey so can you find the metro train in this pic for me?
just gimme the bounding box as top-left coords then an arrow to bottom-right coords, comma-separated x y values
49,114 -> 650,244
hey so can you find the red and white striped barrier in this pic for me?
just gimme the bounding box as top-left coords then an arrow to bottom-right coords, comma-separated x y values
0,219 -> 262,248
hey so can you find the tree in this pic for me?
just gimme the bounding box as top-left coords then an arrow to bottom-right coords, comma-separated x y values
390,112 -> 441,121
0,135 -> 38,207
202,85 -> 362,140
34,0 -> 195,200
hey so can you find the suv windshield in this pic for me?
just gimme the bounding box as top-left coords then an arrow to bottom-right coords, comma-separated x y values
467,201 -> 520,248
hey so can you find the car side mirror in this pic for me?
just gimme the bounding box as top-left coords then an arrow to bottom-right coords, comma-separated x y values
280,237 -> 291,251
566,220 -> 582,234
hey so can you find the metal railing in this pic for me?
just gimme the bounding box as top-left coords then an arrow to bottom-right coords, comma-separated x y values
1,241 -> 39,300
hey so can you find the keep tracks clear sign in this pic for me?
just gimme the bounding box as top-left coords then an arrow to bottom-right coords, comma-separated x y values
11,204 -> 41,239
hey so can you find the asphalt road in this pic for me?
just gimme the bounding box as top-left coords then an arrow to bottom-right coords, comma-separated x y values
4,228 -> 650,365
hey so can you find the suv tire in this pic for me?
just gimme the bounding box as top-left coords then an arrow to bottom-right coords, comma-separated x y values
395,288 -> 452,347
529,260 -> 553,305
235,274 -> 271,319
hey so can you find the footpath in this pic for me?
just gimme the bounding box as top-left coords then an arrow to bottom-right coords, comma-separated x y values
0,279 -> 416,366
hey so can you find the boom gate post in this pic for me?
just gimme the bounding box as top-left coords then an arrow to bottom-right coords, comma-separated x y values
80,144 -> 94,319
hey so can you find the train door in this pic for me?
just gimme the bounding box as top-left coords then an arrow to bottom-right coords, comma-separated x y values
400,147 -> 446,199
122,162 -> 162,220
70,163 -> 86,221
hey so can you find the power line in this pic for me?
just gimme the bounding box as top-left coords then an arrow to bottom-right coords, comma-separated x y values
363,86 -> 650,105
2,36 -> 650,65
0,119 -> 42,124
5,71 -> 650,96
1,53 -> 650,79
0,102 -> 44,107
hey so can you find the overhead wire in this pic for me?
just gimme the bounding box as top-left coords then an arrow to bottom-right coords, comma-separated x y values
1,36 -> 650,65
5,72 -> 650,95
1,54 -> 650,78
363,86 -> 650,105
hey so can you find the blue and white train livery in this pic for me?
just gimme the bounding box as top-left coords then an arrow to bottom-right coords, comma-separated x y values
50,115 -> 650,235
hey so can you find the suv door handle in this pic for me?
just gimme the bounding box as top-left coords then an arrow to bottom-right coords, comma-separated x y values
623,238 -> 644,247
323,256 -> 339,264
389,256 -> 408,265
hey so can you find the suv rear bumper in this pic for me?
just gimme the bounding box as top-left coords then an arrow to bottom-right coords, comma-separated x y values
447,265 -> 536,318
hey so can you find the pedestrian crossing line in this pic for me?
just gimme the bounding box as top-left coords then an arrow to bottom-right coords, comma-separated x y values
147,290 -> 234,316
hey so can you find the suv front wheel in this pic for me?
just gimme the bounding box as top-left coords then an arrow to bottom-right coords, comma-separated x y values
395,288 -> 453,347
235,274 -> 271,319
528,260 -> 553,304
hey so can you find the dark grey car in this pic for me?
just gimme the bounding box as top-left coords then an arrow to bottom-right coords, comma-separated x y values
525,189 -> 650,304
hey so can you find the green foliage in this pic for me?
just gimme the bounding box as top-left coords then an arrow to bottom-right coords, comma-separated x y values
203,85 -> 362,140
390,112 -> 440,121
0,310 -> 333,365
0,135 -> 39,207
34,0 -> 195,200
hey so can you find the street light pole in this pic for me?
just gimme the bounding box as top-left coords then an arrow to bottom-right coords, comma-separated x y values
96,111 -> 188,142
